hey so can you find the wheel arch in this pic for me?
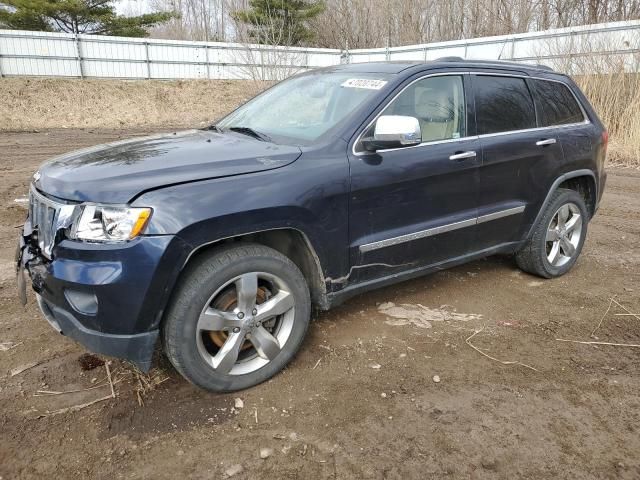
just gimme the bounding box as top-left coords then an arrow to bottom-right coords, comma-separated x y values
177,228 -> 329,310
557,175 -> 597,218
526,169 -> 597,240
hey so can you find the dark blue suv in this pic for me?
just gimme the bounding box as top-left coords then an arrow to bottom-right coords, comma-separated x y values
17,58 -> 608,391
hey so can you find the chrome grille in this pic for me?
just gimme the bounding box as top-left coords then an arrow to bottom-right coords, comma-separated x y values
29,186 -> 66,259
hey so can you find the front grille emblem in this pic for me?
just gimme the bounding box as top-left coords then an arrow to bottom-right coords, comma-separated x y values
33,171 -> 41,182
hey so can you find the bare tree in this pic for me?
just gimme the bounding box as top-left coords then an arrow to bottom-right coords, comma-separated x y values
226,0 -> 311,89
311,0 -> 640,49
149,0 -> 232,41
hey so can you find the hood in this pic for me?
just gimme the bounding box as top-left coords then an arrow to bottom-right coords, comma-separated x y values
34,130 -> 302,203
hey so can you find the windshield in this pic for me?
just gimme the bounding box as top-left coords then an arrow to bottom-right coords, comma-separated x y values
216,71 -> 391,145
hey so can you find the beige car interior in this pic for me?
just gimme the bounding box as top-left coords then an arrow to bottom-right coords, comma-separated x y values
389,77 -> 464,143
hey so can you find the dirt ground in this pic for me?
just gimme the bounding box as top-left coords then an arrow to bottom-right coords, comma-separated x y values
1,128 -> 639,480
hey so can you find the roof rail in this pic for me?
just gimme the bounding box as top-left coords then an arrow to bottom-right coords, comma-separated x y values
434,56 -> 465,62
532,63 -> 554,71
433,56 -> 554,72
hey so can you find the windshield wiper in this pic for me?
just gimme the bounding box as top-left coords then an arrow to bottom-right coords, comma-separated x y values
203,124 -> 222,132
228,126 -> 272,142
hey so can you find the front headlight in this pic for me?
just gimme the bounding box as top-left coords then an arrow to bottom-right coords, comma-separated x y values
70,205 -> 152,242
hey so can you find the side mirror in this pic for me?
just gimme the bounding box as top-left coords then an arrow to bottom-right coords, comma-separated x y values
361,115 -> 422,152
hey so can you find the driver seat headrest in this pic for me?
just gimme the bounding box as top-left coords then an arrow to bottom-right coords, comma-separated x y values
415,88 -> 454,122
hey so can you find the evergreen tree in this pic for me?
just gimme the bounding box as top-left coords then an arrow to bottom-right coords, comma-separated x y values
233,0 -> 325,46
0,0 -> 174,37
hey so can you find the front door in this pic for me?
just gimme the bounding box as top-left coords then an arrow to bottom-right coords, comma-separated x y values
347,73 -> 480,284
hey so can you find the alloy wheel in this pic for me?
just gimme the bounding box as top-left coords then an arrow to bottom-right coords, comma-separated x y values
195,272 -> 295,375
545,203 -> 583,267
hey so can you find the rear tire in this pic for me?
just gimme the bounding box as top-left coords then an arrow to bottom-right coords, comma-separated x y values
515,188 -> 588,278
162,243 -> 310,392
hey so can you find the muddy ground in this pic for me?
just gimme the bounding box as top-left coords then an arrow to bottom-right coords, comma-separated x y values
1,129 -> 639,480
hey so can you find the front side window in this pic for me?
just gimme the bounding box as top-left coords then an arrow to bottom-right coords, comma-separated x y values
531,79 -> 585,126
382,75 -> 466,143
474,75 -> 536,135
217,71 -> 391,145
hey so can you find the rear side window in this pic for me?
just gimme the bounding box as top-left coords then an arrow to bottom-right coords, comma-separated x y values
474,75 -> 536,135
531,79 -> 585,126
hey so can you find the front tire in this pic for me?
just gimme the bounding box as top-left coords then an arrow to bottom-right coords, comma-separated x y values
162,243 -> 311,392
515,188 -> 588,278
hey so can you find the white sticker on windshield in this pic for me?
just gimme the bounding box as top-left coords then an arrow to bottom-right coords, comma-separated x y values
341,78 -> 388,90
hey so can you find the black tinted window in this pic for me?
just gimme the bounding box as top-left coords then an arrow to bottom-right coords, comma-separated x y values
474,76 -> 536,134
532,79 -> 585,126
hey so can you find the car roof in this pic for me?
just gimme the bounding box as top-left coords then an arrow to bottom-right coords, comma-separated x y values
328,57 -> 557,76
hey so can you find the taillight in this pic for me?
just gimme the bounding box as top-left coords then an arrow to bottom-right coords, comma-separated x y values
601,130 -> 609,164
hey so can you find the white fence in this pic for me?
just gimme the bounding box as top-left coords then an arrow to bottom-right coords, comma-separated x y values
0,30 -> 341,80
347,20 -> 640,73
0,20 -> 638,80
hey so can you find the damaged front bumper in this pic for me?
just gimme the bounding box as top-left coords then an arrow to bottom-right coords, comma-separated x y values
16,220 -> 186,372
35,293 -> 159,371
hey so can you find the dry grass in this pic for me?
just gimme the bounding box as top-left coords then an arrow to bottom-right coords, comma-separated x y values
0,78 -> 266,130
546,42 -> 640,168
575,72 -> 640,168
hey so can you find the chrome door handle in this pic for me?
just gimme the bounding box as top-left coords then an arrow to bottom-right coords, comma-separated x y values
449,151 -> 477,161
536,138 -> 557,146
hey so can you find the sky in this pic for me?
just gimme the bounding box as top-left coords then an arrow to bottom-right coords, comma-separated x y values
115,0 -> 155,16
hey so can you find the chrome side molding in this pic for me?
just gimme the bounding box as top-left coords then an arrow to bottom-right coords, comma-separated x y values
359,217 -> 476,253
477,205 -> 526,224
359,205 -> 525,252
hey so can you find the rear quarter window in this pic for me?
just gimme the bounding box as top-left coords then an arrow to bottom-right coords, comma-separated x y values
474,75 -> 536,135
531,79 -> 585,126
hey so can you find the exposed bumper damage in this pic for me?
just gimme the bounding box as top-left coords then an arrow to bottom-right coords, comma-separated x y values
36,294 -> 158,371
16,217 -> 183,372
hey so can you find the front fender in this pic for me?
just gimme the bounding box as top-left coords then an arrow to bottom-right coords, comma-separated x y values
132,156 -> 350,284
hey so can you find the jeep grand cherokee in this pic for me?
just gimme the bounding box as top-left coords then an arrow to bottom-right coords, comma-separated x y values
17,58 -> 607,392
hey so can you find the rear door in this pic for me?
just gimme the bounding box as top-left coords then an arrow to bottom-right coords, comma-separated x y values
529,77 -> 594,174
347,73 -> 481,283
472,73 -> 565,250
